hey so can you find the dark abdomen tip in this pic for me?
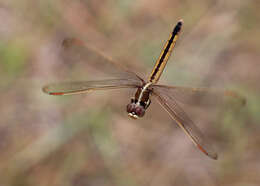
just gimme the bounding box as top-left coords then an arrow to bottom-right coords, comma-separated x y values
173,19 -> 183,34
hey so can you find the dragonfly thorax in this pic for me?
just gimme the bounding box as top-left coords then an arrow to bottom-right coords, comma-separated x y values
126,84 -> 152,119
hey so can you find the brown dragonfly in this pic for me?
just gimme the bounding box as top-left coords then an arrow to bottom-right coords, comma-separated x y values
43,20 -> 245,160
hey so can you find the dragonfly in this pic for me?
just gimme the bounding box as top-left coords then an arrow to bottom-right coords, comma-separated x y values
43,20 -> 245,160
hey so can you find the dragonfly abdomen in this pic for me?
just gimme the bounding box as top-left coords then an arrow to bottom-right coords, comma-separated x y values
149,20 -> 183,84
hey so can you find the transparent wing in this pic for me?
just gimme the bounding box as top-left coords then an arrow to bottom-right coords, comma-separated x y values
42,79 -> 141,96
151,85 -> 246,107
61,38 -> 144,83
152,87 -> 218,160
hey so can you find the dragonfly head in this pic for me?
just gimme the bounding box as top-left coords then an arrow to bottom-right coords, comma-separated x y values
126,102 -> 145,119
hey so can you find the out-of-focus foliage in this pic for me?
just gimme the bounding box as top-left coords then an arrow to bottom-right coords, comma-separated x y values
0,0 -> 259,185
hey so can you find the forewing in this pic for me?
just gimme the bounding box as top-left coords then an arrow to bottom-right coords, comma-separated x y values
43,79 -> 141,96
151,85 -> 246,107
62,38 -> 144,82
152,87 -> 218,160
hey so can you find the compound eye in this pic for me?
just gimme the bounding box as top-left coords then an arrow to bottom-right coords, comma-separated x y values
126,103 -> 135,113
135,106 -> 145,117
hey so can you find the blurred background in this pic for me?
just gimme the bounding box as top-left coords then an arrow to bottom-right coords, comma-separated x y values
0,0 -> 259,185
